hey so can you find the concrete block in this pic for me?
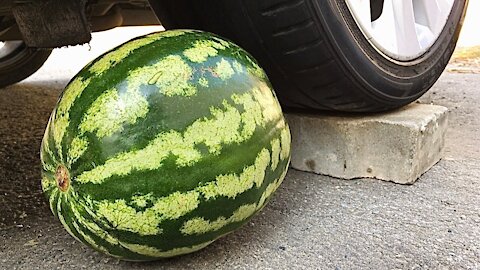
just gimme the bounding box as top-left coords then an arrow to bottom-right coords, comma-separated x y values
286,104 -> 448,184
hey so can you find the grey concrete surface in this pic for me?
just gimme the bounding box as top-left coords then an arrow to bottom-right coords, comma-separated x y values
1,33 -> 479,268
287,104 -> 448,184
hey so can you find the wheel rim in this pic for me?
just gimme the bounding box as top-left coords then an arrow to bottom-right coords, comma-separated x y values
0,41 -> 24,60
345,0 -> 455,61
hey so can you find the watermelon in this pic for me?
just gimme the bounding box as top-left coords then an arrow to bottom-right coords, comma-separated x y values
40,30 -> 291,261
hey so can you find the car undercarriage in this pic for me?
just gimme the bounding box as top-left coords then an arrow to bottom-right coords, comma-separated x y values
0,0 -> 159,48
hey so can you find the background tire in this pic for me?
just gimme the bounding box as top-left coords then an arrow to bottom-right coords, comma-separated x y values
0,41 -> 52,89
150,0 -> 468,112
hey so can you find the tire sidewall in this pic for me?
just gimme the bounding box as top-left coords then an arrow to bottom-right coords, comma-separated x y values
0,43 -> 51,88
310,0 -> 467,102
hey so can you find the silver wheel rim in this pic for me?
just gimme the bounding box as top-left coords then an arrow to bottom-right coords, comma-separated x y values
345,0 -> 455,61
0,41 -> 24,59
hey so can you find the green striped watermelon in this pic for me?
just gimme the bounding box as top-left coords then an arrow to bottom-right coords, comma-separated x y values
40,30 -> 290,261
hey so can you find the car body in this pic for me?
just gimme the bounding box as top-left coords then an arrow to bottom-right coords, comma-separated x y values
0,0 -> 469,112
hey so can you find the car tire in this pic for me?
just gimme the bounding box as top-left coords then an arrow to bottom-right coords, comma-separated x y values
150,0 -> 468,112
0,41 -> 52,88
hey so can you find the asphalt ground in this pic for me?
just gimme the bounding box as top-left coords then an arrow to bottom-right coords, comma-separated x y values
0,28 -> 479,269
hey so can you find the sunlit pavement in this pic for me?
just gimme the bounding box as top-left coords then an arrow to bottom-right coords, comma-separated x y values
457,0 -> 480,48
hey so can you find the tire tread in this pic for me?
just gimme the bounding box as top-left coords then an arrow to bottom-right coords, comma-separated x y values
245,0 -> 385,111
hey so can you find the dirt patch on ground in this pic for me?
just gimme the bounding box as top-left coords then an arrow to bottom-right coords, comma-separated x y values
448,46 -> 480,74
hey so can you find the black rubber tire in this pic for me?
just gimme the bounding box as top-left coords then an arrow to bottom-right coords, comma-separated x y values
150,0 -> 468,112
0,42 -> 52,89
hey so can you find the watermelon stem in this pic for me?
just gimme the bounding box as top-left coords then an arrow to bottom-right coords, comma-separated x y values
55,165 -> 70,192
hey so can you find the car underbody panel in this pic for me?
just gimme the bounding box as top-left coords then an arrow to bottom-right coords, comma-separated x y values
0,0 -> 159,48
13,0 -> 91,47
